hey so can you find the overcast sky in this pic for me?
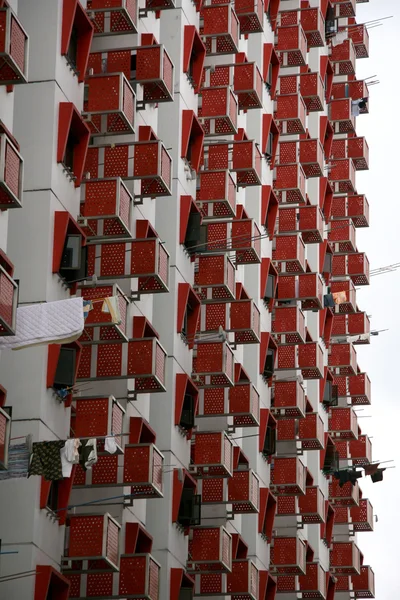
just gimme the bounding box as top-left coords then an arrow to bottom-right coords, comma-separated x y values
346,1 -> 400,597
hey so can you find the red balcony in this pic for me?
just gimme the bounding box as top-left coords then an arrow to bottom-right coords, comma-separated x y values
0,7 -> 28,84
299,562 -> 327,598
299,413 -> 325,451
87,0 -> 138,34
331,542 -> 361,575
72,395 -> 124,444
329,478 -> 360,507
277,205 -> 324,244
188,527 -> 232,572
332,253 -> 370,286
330,99 -> 356,134
201,4 -> 240,55
276,25 -> 307,67
135,41 -> 174,104
196,170 -> 236,219
231,138 -> 262,186
0,263 -> 17,336
229,375 -> 260,427
350,498 -> 374,532
331,194 -> 369,228
279,72 -> 324,112
191,430 -> 233,477
194,254 -> 236,302
273,306 -> 306,345
86,225 -> 169,292
228,468 -> 260,513
299,486 -> 325,523
328,218 -> 357,253
231,212 -> 262,263
351,566 -> 375,598
349,434 -> 372,466
345,24 -> 369,59
334,372 -> 371,405
329,406 -> 358,440
233,61 -> 264,109
199,87 -> 238,136
63,514 -> 120,571
78,284 -> 128,342
330,39 -> 356,76
330,280 -> 357,313
83,74 -> 135,136
274,164 -> 307,204
331,0 -> 356,18
275,94 -> 307,135
271,457 -> 306,495
234,0 -> 263,34
85,138 -> 173,197
332,312 -> 371,342
77,336 -> 167,393
301,7 -> 325,47
331,137 -> 369,171
277,273 -> 324,311
273,234 -> 306,273
80,178 -> 132,238
231,296 -> 261,344
123,443 -> 164,498
119,553 -> 160,599
329,343 -> 357,376
270,537 -> 307,575
329,159 -> 356,195
227,559 -> 259,599
278,139 -> 324,178
331,79 -> 369,110
273,379 -> 306,418
275,342 -> 324,379
0,132 -> 23,209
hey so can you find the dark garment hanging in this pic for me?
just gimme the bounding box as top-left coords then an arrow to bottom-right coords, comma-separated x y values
370,468 -> 385,483
28,440 -> 65,481
333,468 -> 363,488
324,294 -> 335,308
78,439 -> 98,471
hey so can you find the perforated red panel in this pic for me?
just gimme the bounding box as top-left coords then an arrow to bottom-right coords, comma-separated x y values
202,478 -> 224,503
123,445 -> 151,485
331,542 -> 360,574
119,555 -> 148,596
106,518 -> 119,566
74,398 -> 109,437
91,455 -> 119,486
68,515 -> 105,558
86,572 -> 113,597
194,432 -> 223,466
203,387 -> 226,415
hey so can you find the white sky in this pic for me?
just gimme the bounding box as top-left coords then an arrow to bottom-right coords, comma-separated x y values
346,1 -> 400,597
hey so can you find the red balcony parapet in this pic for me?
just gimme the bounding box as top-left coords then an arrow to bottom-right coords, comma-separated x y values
331,137 -> 369,171
80,178 -> 132,239
276,24 -> 307,67
273,306 -> 306,345
332,253 -> 370,286
277,205 -> 324,244
278,138 -> 324,178
274,164 -> 307,205
188,527 -> 232,573
299,486 -> 325,523
119,553 -> 161,599
329,343 -> 357,377
331,541 -> 361,575
350,498 -> 374,532
277,273 -> 324,311
271,457 -> 306,496
270,537 -> 307,576
275,94 -> 307,135
0,131 -> 23,209
194,254 -> 236,302
349,435 -> 372,466
234,0 -> 264,34
330,280 -> 357,313
228,467 -> 260,513
278,7 -> 325,48
329,159 -> 356,195
192,342 -> 235,388
78,284 -> 129,343
196,169 -> 236,219
336,566 -> 375,598
0,263 -> 17,336
0,6 -> 28,84
83,73 -> 135,136
328,219 -> 357,254
204,136 -> 262,186
331,194 -> 369,228
276,342 -> 324,379
332,312 -> 371,342
72,395 -> 125,447
272,379 -> 306,418
331,79 -> 369,111
201,4 -> 240,56
199,86 -> 238,136
330,99 -> 356,134
279,71 -> 325,112
273,234 -> 306,273
329,406 -> 358,440
333,372 -> 371,405
331,0 -> 356,18
86,0 -> 138,34
329,478 -> 360,507
330,39 -> 356,75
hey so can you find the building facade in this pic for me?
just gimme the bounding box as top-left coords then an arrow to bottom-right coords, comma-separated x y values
0,0 -> 376,599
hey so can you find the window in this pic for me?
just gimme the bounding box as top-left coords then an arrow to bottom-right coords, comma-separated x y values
264,274 -> 275,302
323,251 -> 333,274
180,393 -> 195,430
53,347 -> 77,389
184,211 -> 202,250
262,425 -> 276,457
183,26 -> 206,93
61,0 -> 94,82
57,103 -> 90,186
181,110 -> 204,174
46,481 -> 59,513
179,589 -> 194,600
177,487 -> 201,527
263,348 -> 275,379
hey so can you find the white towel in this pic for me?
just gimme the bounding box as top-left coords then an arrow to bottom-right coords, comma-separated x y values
0,298 -> 84,351
101,296 -> 122,325
105,436 -> 118,454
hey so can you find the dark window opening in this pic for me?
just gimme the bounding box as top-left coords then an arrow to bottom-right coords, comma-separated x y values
179,589 -> 194,600
67,25 -> 79,70
264,274 -> 275,302
323,252 -> 332,273
59,236 -> 88,286
263,348 -> 275,379
265,132 -> 274,162
130,53 -> 137,80
178,487 -> 201,527
265,63 -> 273,91
184,211 -> 202,250
180,393 -> 195,430
53,347 -> 77,390
262,425 -> 276,457
322,444 -> 339,474
188,53 -> 197,88
325,5 -> 337,36
323,381 -> 338,407
63,132 -> 78,172
47,480 -> 59,513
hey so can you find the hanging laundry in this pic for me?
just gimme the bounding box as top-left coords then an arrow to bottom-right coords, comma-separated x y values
370,468 -> 386,483
332,291 -> 347,305
79,439 -> 98,471
0,298 -> 84,351
105,436 -> 118,454
60,439 -> 81,478
333,468 -> 363,488
101,296 -> 122,325
28,440 -> 65,481
83,300 -> 93,320
346,333 -> 370,344
331,30 -> 348,47
0,441 -> 31,480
